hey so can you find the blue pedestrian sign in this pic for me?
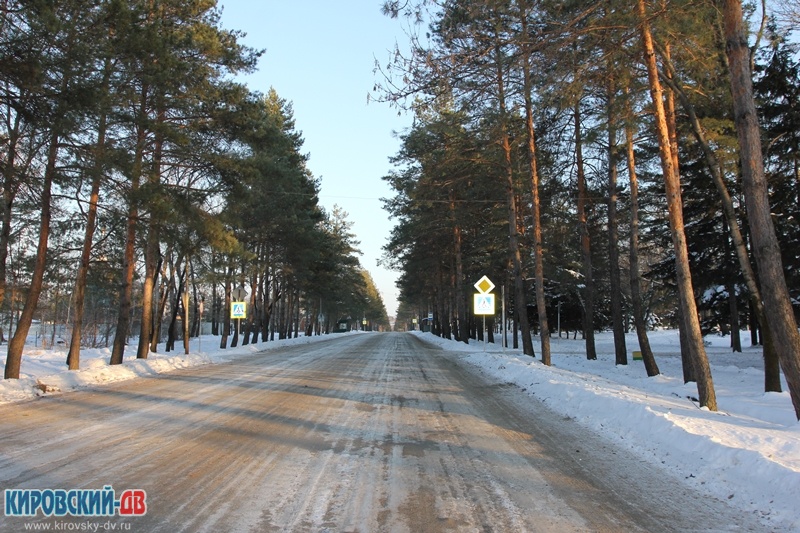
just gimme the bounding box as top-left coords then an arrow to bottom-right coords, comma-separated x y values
231,302 -> 247,319
473,294 -> 495,315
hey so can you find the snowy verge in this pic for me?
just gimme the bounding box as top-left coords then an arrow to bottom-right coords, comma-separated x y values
414,329 -> 800,531
0,332 -> 357,404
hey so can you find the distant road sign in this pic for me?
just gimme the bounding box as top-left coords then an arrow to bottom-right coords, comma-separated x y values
474,276 -> 495,294
231,302 -> 247,319
232,287 -> 247,301
473,294 -> 495,315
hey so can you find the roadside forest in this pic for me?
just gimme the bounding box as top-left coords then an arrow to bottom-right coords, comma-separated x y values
377,0 -> 800,418
0,1 -> 389,380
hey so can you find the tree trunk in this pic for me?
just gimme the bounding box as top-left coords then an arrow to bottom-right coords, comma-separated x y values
495,43 -> 534,357
519,7 -> 550,364
243,271 -> 258,345
450,191 -> 468,344
607,77 -> 627,366
720,218 -> 743,352
67,72 -> 109,369
293,288 -> 301,338
626,106 -> 659,377
434,273 -> 444,338
284,288 -> 294,339
662,43 -> 695,377
727,278 -> 742,352
749,300 -> 759,346
4,131 -> 58,379
166,256 -> 184,353
182,269 -> 189,355
638,0 -> 717,409
0,112 -> 22,315
575,100 -> 597,360
724,0 -> 800,419
151,253 -> 172,353
137,102 -> 165,360
442,283 -> 449,338
660,54 -> 781,391
111,86 -> 148,366
268,280 -> 279,341
259,264 -> 269,341
211,252 -> 219,336
137,233 -> 159,358
277,284 -> 285,339
190,259 -> 201,338
219,266 -> 232,349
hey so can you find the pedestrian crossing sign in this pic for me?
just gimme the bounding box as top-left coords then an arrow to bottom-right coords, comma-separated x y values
231,301 -> 247,319
473,294 -> 495,315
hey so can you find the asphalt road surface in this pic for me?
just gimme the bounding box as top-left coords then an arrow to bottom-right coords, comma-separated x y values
0,333 -> 769,532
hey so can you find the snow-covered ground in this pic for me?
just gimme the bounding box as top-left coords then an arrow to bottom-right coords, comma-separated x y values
419,329 -> 800,532
0,333 -> 342,404
0,328 -> 798,530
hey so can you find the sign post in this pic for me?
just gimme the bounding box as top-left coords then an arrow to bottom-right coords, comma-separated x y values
473,276 -> 496,351
501,285 -> 506,352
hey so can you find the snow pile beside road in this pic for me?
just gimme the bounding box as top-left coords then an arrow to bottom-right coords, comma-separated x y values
0,332 -> 348,404
416,329 -> 800,531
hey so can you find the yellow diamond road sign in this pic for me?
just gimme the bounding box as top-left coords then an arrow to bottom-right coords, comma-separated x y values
474,275 -> 495,294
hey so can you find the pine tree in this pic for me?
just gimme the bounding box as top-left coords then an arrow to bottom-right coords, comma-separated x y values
723,0 -> 800,419
636,0 -> 717,410
5,0 -> 100,378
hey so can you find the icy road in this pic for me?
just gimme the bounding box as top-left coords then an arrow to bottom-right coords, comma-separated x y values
0,333 -> 768,532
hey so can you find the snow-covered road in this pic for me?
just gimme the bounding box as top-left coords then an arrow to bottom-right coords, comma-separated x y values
0,333 -> 769,532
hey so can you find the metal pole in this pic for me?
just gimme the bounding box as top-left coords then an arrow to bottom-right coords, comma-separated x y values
198,297 -> 203,353
502,285 -> 506,352
557,299 -> 561,338
483,316 -> 486,352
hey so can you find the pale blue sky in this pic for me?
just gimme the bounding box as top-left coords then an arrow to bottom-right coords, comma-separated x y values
219,1 -> 415,317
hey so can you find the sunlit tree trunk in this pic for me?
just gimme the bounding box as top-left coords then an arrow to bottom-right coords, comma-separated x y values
660,48 -> 781,391
495,42 -> 534,357
519,2 -> 550,364
5,130 -> 58,378
137,101 -> 165,360
68,59 -> 111,370
637,0 -> 717,409
111,84 -> 148,366
724,0 -> 800,419
182,265 -> 189,355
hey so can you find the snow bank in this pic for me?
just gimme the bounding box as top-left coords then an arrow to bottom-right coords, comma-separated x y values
0,332 -> 348,404
417,329 -> 800,531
